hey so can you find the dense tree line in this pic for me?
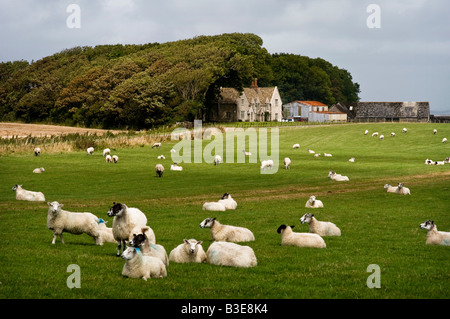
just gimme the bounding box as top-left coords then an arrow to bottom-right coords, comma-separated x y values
0,33 -> 360,129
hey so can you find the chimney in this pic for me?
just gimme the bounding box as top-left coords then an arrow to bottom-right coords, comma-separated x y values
250,78 -> 258,89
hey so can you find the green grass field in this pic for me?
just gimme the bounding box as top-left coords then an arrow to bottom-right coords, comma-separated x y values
0,123 -> 449,299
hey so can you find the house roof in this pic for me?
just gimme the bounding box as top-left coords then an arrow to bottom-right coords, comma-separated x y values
219,87 -> 276,104
296,101 -> 328,107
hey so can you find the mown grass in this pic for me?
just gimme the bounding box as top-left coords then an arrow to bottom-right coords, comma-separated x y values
0,122 -> 449,299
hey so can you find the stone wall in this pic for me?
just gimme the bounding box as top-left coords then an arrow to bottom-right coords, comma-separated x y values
355,102 -> 429,122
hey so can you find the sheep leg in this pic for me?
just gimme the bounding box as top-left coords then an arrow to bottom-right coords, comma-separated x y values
52,233 -> 57,244
116,241 -> 122,257
60,234 -> 65,244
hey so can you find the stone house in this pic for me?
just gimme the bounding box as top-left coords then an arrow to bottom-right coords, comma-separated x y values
211,79 -> 283,122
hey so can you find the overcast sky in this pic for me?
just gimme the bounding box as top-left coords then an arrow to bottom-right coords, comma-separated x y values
1,0 -> 449,114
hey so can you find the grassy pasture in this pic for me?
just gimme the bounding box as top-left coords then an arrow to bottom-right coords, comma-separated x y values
0,122 -> 449,299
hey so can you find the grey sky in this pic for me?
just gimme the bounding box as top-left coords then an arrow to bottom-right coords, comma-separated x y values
1,0 -> 449,114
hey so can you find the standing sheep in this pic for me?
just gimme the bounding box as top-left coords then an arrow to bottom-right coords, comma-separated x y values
206,241 -> 257,268
419,220 -> 450,246
402,128 -> 407,133
200,217 -> 255,242
112,155 -> 119,163
155,164 -> 164,177
47,201 -> 102,245
260,159 -> 273,170
103,148 -> 111,157
34,147 -> 41,156
169,239 -> 207,264
129,231 -> 169,266
300,213 -> 341,236
12,184 -> 45,202
433,129 -> 437,134
121,246 -> 167,280
442,138 -> 448,143
105,155 -> 112,163
364,130 -> 369,135
277,225 -> 326,248
391,132 -> 396,137
32,167 -> 45,174
87,147 -> 94,155
283,157 -> 291,169
305,196 -> 324,208
107,202 -> 150,256
214,155 -> 222,166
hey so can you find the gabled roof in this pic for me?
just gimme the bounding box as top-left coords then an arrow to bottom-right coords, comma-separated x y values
295,101 -> 327,107
219,87 -> 277,104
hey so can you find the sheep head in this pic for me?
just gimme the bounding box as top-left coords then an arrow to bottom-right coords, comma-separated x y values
420,220 -> 435,231
300,213 -> 313,224
184,239 -> 203,254
129,233 -> 147,248
107,202 -> 125,217
200,217 -> 216,228
48,201 -> 63,214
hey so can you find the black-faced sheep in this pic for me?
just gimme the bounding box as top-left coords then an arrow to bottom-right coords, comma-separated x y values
129,231 -> 168,266
155,164 -> 164,177
420,220 -> 450,246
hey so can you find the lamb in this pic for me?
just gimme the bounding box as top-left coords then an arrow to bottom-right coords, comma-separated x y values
292,144 -> 300,149
372,132 -> 378,137
200,217 -> 255,242
283,157 -> 291,169
107,202 -> 150,256
129,231 -> 169,266
157,155 -> 165,159
214,155 -> 222,165
97,219 -> 116,244
103,148 -> 111,157
87,147 -> 94,155
112,155 -> 119,163
105,155 -> 112,163
152,142 -> 162,148
169,239 -> 207,264
12,184 -> 45,202
442,138 -> 447,143
305,196 -> 324,208
328,170 -> 349,181
300,213 -> 341,236
170,163 -> 183,171
32,167 -> 45,174
217,193 -> 237,210
396,182 -> 411,195
155,164 -> 164,177
202,201 -> 226,211
384,184 -> 398,193
277,225 -> 326,248
419,220 -> 450,246
260,159 -> 273,170
121,246 -> 167,280
46,201 -> 102,245
206,241 -> 257,268
34,147 -> 41,156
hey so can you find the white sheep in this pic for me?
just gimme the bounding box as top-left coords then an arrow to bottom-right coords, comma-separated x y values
433,129 -> 437,135
300,213 -> 341,236
324,153 -> 332,157
169,239 -> 207,264
348,157 -> 355,163
419,220 -> 450,246
391,132 -> 396,137
34,147 -> 41,156
47,201 -> 102,245
121,246 -> 167,280
384,184 -> 398,193
444,157 -> 450,164
12,184 -> 45,202
442,138 -> 447,143
260,159 -> 273,170
283,157 -> 291,169
157,155 -> 165,159
379,135 -> 384,140
32,167 -> 45,174
206,241 -> 257,268
129,231 -> 169,266
242,150 -> 252,156
112,155 -> 119,163
372,132 -> 378,137
328,170 -> 349,181
107,202 -> 151,256
200,217 -> 255,242
314,153 -> 321,157
402,128 -> 407,133
202,201 -> 226,211
292,144 -> 300,149
396,182 -> 411,195
214,155 -> 222,166
105,155 -> 112,163
424,158 -> 433,165
364,130 -> 369,135
170,148 -> 176,153
155,164 -> 164,177
97,219 -> 116,244
308,149 -> 315,154
170,163 -> 183,171
305,196 -> 324,208
152,142 -> 162,148
218,193 -> 237,210
87,147 -> 94,155
434,160 -> 445,166
103,148 -> 111,157
277,225 -> 326,248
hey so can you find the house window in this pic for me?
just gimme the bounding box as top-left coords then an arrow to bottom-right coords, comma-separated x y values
241,99 -> 244,106
275,99 -> 278,106
275,113 -> 278,121
240,111 -> 245,120
226,112 -> 231,119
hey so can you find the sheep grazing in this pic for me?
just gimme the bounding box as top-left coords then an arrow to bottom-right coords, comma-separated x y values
202,201 -> 226,211
419,220 -> 450,246
112,155 -> 119,163
206,241 -> 257,268
87,147 -> 94,155
214,155 -> 222,166
396,183 -> 411,195
283,157 -> 291,169
97,219 -> 116,244
277,225 -> 326,248
391,132 -> 396,137
300,213 -> 341,236
47,201 -> 102,245
152,142 -> 162,148
305,196 -> 324,208
129,231 -> 169,266
433,129 -> 437,135
308,149 -> 315,154
170,163 -> 183,171
32,167 -> 45,174
328,170 -> 349,181
157,155 -> 165,159
12,184 -> 45,202
169,239 -> 207,264
155,164 -> 164,177
442,138 -> 448,143
107,202 -> 150,256
364,130 -> 369,135
372,132 -> 378,137
402,128 -> 407,133
103,148 -> 111,157
34,147 -> 41,156
379,135 -> 384,140
348,157 -> 355,163
121,246 -> 167,280
105,155 -> 112,163
260,159 -> 274,170
292,144 -> 300,149
200,217 -> 255,243
218,193 -> 237,210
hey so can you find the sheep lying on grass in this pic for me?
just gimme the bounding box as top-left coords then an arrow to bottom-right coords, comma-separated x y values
300,213 -> 341,236
206,241 -> 257,268
97,219 -> 116,244
107,202 -> 150,256
200,217 -> 255,242
170,163 -> 183,171
348,157 -> 355,163
384,184 -> 398,193
292,144 -> 300,149
305,196 -> 324,208
218,193 -> 237,210
157,155 -> 165,159
419,220 -> 450,246
121,246 -> 167,280
397,183 -> 411,195
129,231 -> 169,266
12,184 -> 45,202
308,149 -> 315,154
155,164 -> 164,177
277,225 -> 326,248
32,167 -> 45,174
169,239 -> 207,264
47,201 -> 102,245
328,170 -> 349,181
283,157 -> 291,169
152,142 -> 162,148
260,159 -> 274,170
202,201 -> 226,211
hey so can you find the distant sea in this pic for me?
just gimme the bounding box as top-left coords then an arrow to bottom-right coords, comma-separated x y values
431,110 -> 450,116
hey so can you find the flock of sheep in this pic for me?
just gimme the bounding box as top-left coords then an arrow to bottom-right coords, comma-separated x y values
10,126 -> 450,281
